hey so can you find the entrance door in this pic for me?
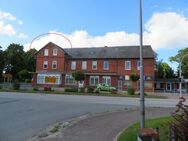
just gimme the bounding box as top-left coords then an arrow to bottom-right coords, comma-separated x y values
166,83 -> 172,91
118,80 -> 123,91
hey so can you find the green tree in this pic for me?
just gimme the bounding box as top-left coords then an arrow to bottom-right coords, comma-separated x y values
169,48 -> 188,78
155,60 -> 176,79
25,48 -> 37,72
4,43 -> 26,79
0,46 -> 4,81
129,72 -> 140,94
72,71 -> 86,82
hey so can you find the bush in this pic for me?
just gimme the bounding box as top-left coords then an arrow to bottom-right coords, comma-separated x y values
127,87 -> 135,95
64,87 -> 78,92
33,86 -> 39,91
87,87 -> 94,93
79,88 -> 85,93
12,80 -> 20,90
170,97 -> 188,140
44,86 -> 51,91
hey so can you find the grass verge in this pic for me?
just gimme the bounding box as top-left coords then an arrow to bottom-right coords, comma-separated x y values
0,88 -> 167,99
118,116 -> 173,141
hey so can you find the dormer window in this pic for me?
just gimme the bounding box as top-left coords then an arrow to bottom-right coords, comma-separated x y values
44,49 -> 49,56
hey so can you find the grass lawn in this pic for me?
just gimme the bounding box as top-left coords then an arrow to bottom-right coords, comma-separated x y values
118,116 -> 173,141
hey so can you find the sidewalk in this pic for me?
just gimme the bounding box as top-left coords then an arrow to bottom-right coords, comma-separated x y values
32,107 -> 174,141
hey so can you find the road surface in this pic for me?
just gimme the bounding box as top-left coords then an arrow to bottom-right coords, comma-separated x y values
0,92 -> 182,141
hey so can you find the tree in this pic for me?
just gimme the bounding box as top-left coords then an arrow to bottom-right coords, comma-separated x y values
129,72 -> 140,94
0,45 -> 4,81
4,43 -> 26,79
155,60 -> 176,79
25,48 -> 37,72
72,71 -> 86,82
169,48 -> 188,78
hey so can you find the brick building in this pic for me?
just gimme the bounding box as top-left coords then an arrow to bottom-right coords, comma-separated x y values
33,42 -> 155,92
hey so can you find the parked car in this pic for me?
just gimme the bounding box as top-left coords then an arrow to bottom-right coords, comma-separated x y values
96,83 -> 116,91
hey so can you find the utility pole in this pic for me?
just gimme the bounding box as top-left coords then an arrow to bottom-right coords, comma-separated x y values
139,0 -> 145,128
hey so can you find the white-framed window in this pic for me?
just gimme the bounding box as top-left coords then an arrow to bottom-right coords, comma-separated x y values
37,73 -> 61,85
82,61 -> 87,70
102,76 -> 111,85
65,74 -> 76,85
103,60 -> 109,70
52,61 -> 57,69
43,61 -> 48,69
71,61 -> 76,70
137,60 -> 140,70
53,48 -> 58,56
125,61 -> 131,70
90,76 -> 99,86
92,61 -> 97,70
44,49 -> 49,56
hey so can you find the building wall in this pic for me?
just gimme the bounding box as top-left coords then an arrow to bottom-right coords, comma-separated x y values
36,43 -> 65,72
34,43 -> 155,92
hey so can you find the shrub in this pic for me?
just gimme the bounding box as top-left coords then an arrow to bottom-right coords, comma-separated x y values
79,88 -> 85,93
64,88 -> 78,92
12,80 -> 20,90
33,86 -> 39,91
170,97 -> 188,140
127,87 -> 135,95
44,86 -> 51,91
87,87 -> 94,93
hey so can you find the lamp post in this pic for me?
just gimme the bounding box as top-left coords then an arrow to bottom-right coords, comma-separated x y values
179,54 -> 188,98
139,0 -> 145,128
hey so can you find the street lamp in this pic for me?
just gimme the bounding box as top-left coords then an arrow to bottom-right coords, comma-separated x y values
139,0 -> 145,128
179,54 -> 188,98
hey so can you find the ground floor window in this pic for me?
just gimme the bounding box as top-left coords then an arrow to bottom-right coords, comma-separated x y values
102,76 -> 111,85
65,74 -> 76,85
144,81 -> 153,88
90,76 -> 99,86
37,73 -> 61,84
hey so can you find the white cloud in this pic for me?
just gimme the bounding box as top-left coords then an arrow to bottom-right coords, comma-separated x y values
0,11 -> 16,20
0,21 -> 16,35
18,20 -> 23,25
25,30 -> 139,51
25,11 -> 188,51
144,12 -> 188,50
18,33 -> 28,39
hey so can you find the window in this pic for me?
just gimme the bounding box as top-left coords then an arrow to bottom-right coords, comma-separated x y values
102,76 -> 111,85
125,61 -> 131,70
65,74 -> 76,85
44,49 -> 49,56
37,74 -> 61,84
82,61 -> 87,70
52,61 -> 57,69
103,61 -> 109,70
90,76 -> 99,86
137,60 -> 140,70
92,61 -> 97,70
53,48 -> 58,56
71,61 -> 76,70
43,61 -> 48,69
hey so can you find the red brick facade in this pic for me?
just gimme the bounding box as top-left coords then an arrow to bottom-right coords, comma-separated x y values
33,42 -> 155,92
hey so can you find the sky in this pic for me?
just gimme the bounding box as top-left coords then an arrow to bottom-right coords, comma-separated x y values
0,0 -> 188,71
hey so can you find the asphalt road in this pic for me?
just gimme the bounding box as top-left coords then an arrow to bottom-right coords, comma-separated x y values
0,92 -> 183,141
